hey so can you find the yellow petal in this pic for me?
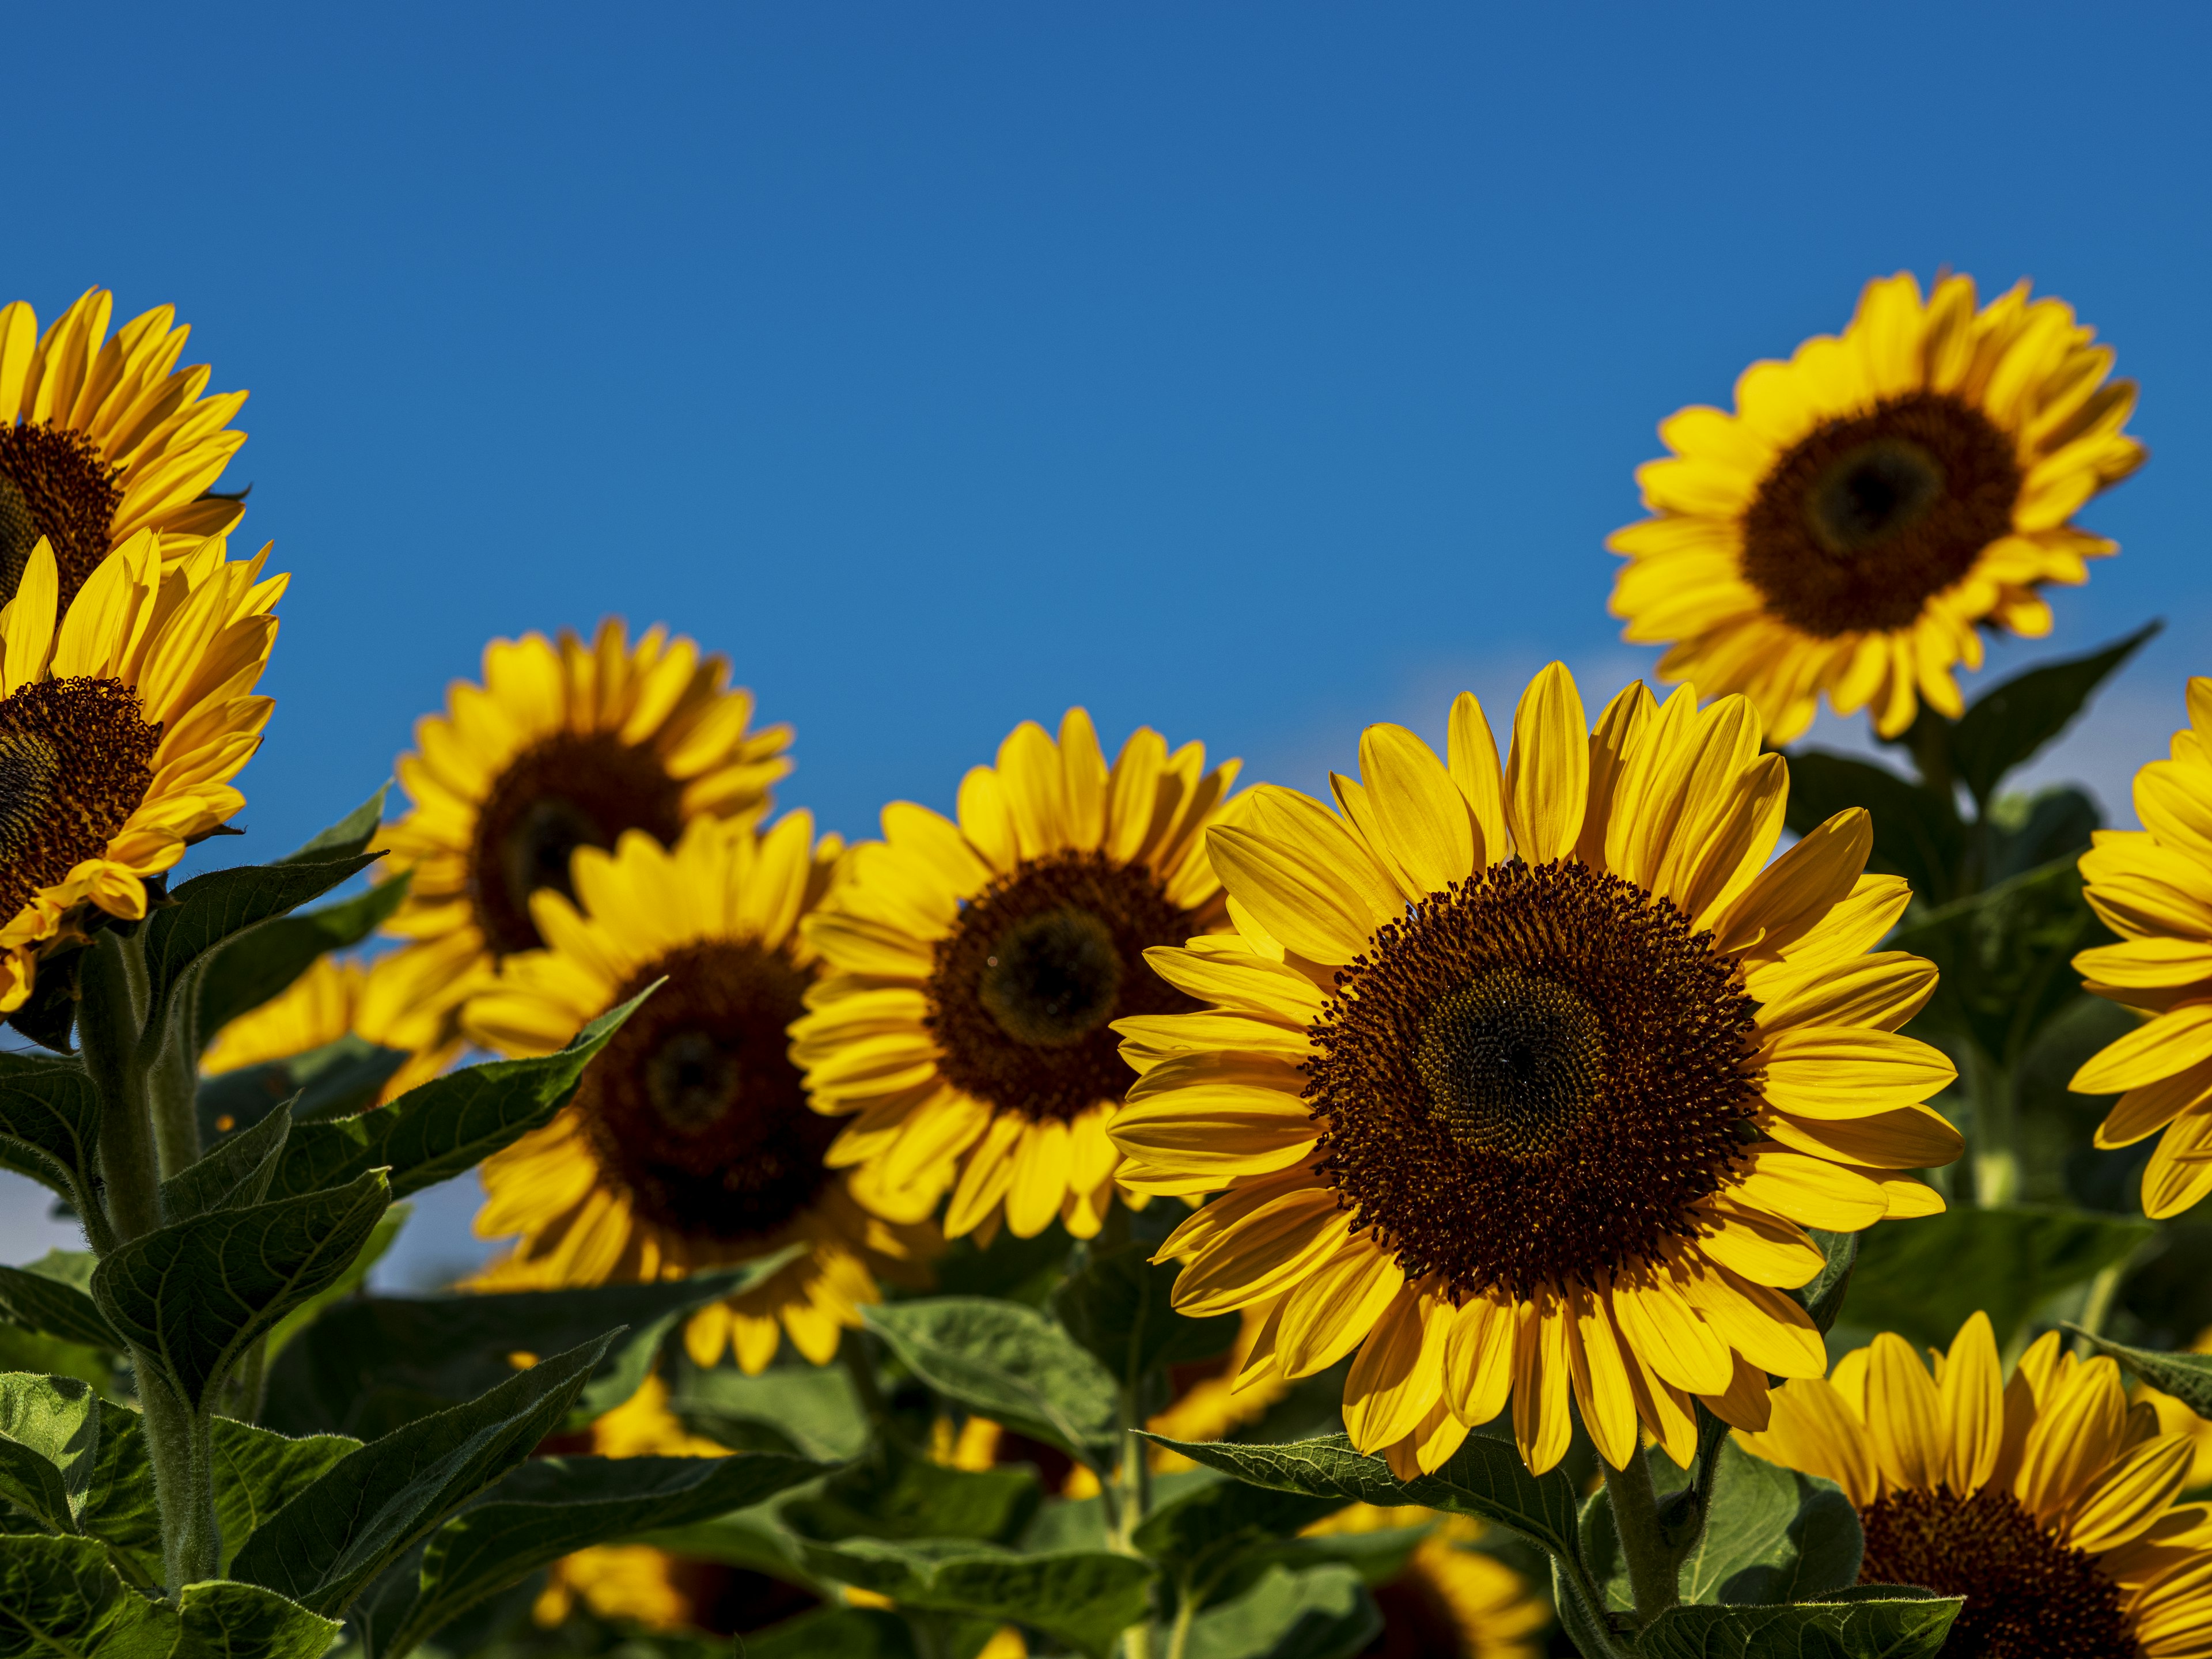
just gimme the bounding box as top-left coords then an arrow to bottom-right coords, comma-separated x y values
1358,723 -> 1476,897
2073,1002 -> 2212,1096
1503,662 -> 1589,864
1446,691 -> 1509,866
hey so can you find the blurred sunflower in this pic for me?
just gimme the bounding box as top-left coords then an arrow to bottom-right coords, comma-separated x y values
462,813 -> 936,1372
360,619 -> 790,1073
1610,272 -> 2143,743
790,710 -> 1241,1241
1,289 -> 251,609
1109,665 -> 1960,1476
200,956 -> 444,1106
2071,677 -> 2212,1218
1303,1506 -> 1548,1659
0,531 -> 282,1011
1741,1314 -> 2212,1658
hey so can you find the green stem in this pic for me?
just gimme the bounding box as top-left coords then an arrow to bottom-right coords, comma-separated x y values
81,929 -> 160,1244
1603,1451 -> 1680,1629
1116,1383 -> 1156,1659
1965,1046 -> 2020,1209
1164,1592 -> 1196,1659
143,1006 -> 201,1181
136,1368 -> 218,1594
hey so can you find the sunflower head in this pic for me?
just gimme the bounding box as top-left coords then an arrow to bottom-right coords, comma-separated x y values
360,619 -> 791,1056
1742,1313 -> 2212,1659
462,812 -> 935,1375
1610,272 -> 2144,743
1,289 -> 251,611
790,709 -> 1243,1244
0,530 -> 282,1013
1109,664 -> 1962,1476
1304,1506 -> 1550,1658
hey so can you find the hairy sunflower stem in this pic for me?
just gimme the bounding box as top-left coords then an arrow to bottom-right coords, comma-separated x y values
1603,1450 -> 1681,1629
1115,1383 -> 1157,1659
82,927 -> 160,1245
143,1001 -> 202,1181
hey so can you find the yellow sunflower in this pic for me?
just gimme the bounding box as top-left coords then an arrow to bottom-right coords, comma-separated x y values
2139,1329 -> 2212,1496
1,289 -> 251,611
359,618 -> 791,1068
0,530 -> 281,1010
789,710 -> 1243,1242
460,812 -> 937,1373
1741,1314 -> 2212,1658
1109,664 -> 1961,1478
1304,1506 -> 1549,1659
2071,677 -> 2212,1218
199,956 -> 445,1106
1609,272 -> 2144,743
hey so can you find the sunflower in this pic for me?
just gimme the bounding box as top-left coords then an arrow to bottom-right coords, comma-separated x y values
1609,272 -> 2144,743
1303,1506 -> 1549,1659
200,956 -> 446,1107
1,289 -> 251,612
2070,677 -> 2212,1218
358,618 -> 791,1067
789,710 -> 1243,1241
1108,664 -> 1961,1477
1740,1313 -> 2212,1658
0,530 -> 281,1011
460,812 -> 936,1372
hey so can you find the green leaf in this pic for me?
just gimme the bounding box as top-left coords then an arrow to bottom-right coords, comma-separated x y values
1983,787 -> 2101,885
379,1450 -> 827,1659
1676,1443 -> 1861,1606
0,1374 -> 100,1533
862,1298 -> 1120,1465
0,1535 -> 176,1659
261,1204 -> 408,1366
1841,1205 -> 2151,1351
0,1055 -> 103,1218
75,1406 -> 160,1582
193,877 -> 410,1055
1051,1243 -> 1239,1392
666,1359 -> 870,1462
2066,1327 -> 2212,1417
786,1442 -> 1037,1546
158,1104 -> 290,1225
208,1419 -> 361,1575
0,1258 -> 120,1353
1949,623 -> 2160,809
277,789 -> 389,866
739,1607 -> 915,1659
800,1538 -> 1153,1659
1781,752 -> 1964,907
170,1580 -> 342,1659
1793,1232 -> 1858,1338
144,854 -> 382,1035
1633,1592 -> 1961,1658
198,1039 -> 413,1147
1132,1475 -> 1344,1604
266,988 -> 649,1203
92,1169 -> 391,1413
260,1255 -> 791,1440
1891,857 -> 2111,1066
227,1330 -> 618,1618
1180,1563 -> 1379,1659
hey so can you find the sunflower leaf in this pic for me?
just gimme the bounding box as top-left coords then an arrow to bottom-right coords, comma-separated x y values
785,1438 -> 1038,1545
0,1051 -> 105,1220
1792,1230 -> 1858,1336
1779,752 -> 1964,908
1130,1475 -> 1350,1613
1948,622 -> 2161,810
264,986 -> 649,1204
666,1355 -> 872,1462
734,1606 -> 935,1659
226,1330 -> 619,1618
1051,1241 -> 1240,1391
278,787 -> 391,867
0,1254 -> 122,1352
0,1535 -> 177,1659
2065,1327 -> 2212,1418
797,1537 -> 1154,1659
91,1169 -> 391,1414
1630,1590 -> 1961,1658
198,1036 -> 414,1145
158,1101 -> 290,1225
1677,1442 -> 1861,1606
171,1580 -> 343,1659
192,871 -> 412,1054
862,1297 -> 1122,1467
0,1373 -> 101,1534
1174,1562 -> 1380,1659
208,1419 -> 363,1575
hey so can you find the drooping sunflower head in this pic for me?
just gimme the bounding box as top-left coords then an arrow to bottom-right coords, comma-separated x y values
1743,1313 -> 2212,1659
0,531 -> 282,1014
0,290 -> 251,611
2070,676 -> 2212,1221
463,811 -> 935,1375
1110,664 -> 1962,1477
790,709 -> 1243,1243
359,619 -> 792,1057
1610,272 -> 2145,743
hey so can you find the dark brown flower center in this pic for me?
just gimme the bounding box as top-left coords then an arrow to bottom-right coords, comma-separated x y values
1741,391 -> 2022,638
1363,1560 -> 1474,1658
578,940 -> 834,1243
1859,1486 -> 2140,1659
468,732 -> 688,957
0,677 -> 160,919
1308,858 -> 1759,1300
927,850 -> 1201,1123
0,424 -> 123,612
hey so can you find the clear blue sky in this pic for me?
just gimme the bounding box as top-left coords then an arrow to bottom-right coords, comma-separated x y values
7,3 -> 2210,1274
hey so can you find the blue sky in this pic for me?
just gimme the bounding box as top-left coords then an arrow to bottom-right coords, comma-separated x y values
6,2 -> 2210,1272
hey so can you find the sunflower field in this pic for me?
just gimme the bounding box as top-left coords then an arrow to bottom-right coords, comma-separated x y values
0,272 -> 2205,1659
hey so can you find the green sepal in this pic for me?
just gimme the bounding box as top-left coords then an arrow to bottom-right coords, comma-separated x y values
799,1537 -> 1154,1659
0,1256 -> 121,1353
862,1297 -> 1121,1467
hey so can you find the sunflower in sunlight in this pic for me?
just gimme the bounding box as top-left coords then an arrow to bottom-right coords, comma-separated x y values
199,956 -> 444,1104
1108,665 -> 1961,1477
462,812 -> 937,1372
359,619 -> 791,1076
1304,1506 -> 1548,1659
1741,1313 -> 2212,1659
1609,272 -> 2144,743
789,710 -> 1243,1243
2071,675 -> 2212,1219
0,531 -> 281,1012
1,289 -> 251,611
